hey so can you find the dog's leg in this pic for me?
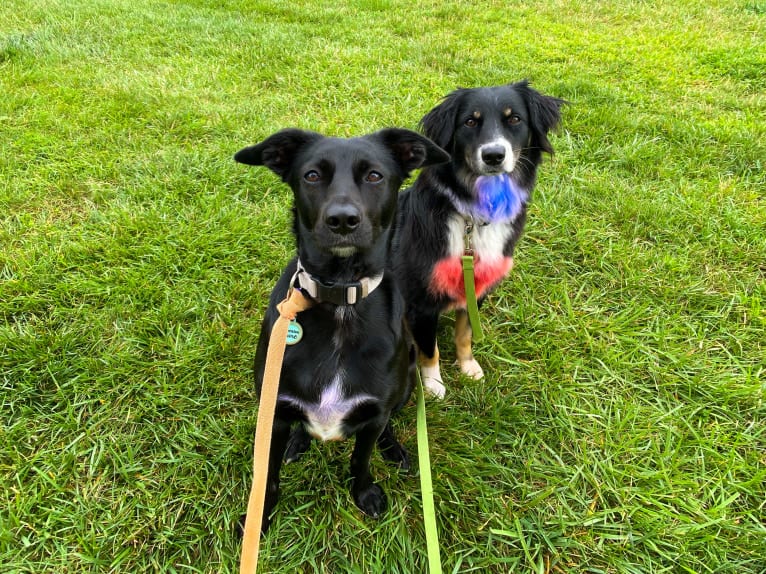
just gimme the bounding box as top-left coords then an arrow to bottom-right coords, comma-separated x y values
455,308 -> 484,380
350,422 -> 388,518
284,425 -> 313,463
376,422 -> 410,470
409,310 -> 447,398
419,345 -> 446,399
260,417 -> 292,534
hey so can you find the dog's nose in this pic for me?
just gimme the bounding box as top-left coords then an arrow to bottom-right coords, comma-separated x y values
481,145 -> 506,167
324,204 -> 362,235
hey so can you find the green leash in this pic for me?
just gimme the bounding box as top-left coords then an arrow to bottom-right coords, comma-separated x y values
413,215 -> 482,572
462,217 -> 484,342
416,370 -> 442,574
413,215 -> 487,572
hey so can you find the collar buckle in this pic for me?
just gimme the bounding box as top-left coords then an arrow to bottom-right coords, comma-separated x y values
315,279 -> 364,306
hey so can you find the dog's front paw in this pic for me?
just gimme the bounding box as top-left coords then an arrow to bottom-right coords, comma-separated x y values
353,482 -> 387,518
420,365 -> 446,399
459,358 -> 484,380
423,377 -> 446,398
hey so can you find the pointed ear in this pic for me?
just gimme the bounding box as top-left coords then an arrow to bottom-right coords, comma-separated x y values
374,128 -> 450,177
234,129 -> 322,180
513,80 -> 567,155
418,88 -> 469,150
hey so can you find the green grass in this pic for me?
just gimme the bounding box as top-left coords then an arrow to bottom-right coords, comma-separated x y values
1,0 -> 764,572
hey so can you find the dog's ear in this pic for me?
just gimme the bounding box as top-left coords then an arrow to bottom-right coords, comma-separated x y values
418,89 -> 469,150
513,80 -> 567,155
375,128 -> 451,176
234,129 -> 322,180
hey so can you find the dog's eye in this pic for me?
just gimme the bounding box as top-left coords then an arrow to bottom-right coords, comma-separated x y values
304,170 -> 321,183
365,171 -> 383,183
464,117 -> 478,128
508,114 -> 522,126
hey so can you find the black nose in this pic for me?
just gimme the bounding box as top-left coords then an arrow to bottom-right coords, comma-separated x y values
324,204 -> 361,235
481,145 -> 506,167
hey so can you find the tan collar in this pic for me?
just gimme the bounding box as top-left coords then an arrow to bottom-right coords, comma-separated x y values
293,260 -> 384,306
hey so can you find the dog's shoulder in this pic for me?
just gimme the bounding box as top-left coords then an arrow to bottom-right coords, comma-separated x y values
399,169 -> 463,221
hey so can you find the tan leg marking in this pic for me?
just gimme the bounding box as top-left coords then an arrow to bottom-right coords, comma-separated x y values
455,309 -> 484,380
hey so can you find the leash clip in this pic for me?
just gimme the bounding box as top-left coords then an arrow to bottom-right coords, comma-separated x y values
463,215 -> 475,256
286,267 -> 300,300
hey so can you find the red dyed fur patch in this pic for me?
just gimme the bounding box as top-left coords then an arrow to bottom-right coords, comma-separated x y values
429,256 -> 513,305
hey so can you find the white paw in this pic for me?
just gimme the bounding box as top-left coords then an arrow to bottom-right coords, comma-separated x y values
420,365 -> 446,399
423,377 -> 446,399
459,358 -> 484,380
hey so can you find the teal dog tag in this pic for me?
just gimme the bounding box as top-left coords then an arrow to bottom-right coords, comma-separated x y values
286,320 -> 303,345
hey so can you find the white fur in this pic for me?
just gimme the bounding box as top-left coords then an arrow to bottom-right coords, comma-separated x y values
282,374 -> 374,442
331,246 -> 357,257
445,213 -> 515,262
420,364 -> 446,399
458,358 -> 484,380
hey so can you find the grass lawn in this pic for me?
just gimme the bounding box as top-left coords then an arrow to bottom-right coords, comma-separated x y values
1,0 -> 764,572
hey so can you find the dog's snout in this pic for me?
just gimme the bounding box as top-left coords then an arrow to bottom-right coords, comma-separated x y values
324,203 -> 362,235
481,145 -> 506,167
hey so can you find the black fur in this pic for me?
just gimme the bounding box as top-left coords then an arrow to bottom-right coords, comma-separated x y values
235,128 -> 448,533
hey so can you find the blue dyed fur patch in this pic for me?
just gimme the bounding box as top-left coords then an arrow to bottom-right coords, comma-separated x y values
473,174 -> 528,222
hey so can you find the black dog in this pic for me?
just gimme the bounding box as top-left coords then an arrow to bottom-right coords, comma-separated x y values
392,81 -> 565,398
235,128 -> 448,532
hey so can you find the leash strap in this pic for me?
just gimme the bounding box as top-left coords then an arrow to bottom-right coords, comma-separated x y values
416,370 -> 443,574
461,254 -> 484,342
240,288 -> 313,574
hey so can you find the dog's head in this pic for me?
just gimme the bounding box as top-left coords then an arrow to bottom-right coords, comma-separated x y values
235,129 -> 448,259
420,80 -> 565,184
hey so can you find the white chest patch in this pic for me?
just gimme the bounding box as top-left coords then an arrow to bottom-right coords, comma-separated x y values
445,213 -> 515,260
281,375 -> 374,442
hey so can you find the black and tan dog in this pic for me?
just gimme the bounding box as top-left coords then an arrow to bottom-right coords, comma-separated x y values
235,128 -> 448,532
392,81 -> 565,398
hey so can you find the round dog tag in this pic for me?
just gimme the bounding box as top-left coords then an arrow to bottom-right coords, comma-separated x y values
286,320 -> 303,345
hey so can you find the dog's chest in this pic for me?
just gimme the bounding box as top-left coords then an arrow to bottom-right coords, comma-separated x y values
445,214 -> 513,258
315,375 -> 373,440
428,214 -> 515,304
280,310 -> 376,442
281,372 -> 375,442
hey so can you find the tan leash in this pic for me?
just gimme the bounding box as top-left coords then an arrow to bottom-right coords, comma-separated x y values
240,287 -> 313,574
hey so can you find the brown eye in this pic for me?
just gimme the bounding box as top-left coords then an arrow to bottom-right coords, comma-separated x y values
508,114 -> 521,126
464,117 -> 478,128
304,170 -> 321,183
365,171 -> 383,183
